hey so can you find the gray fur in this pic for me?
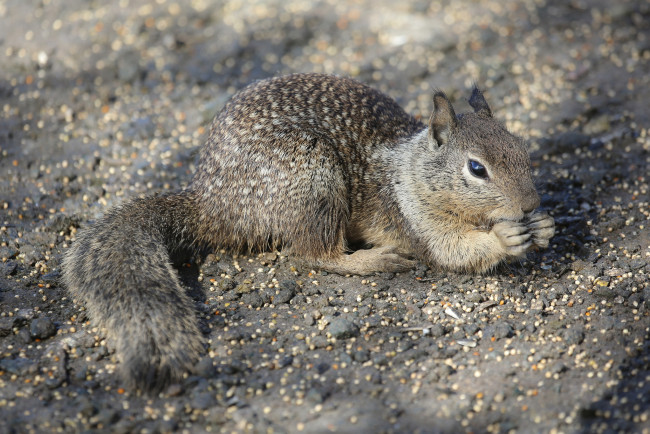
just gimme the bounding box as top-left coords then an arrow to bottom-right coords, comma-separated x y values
63,73 -> 554,391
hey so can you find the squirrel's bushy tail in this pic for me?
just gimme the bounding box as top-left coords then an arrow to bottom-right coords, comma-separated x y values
62,192 -> 204,392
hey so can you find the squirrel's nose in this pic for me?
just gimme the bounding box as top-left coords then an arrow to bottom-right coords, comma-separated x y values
522,192 -> 540,214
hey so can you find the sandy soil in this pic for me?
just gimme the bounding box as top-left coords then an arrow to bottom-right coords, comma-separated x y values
0,0 -> 648,432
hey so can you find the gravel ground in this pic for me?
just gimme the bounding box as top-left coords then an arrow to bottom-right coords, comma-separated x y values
1,0 -> 649,432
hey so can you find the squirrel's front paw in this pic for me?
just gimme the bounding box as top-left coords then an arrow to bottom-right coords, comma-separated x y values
525,212 -> 555,249
492,220 -> 532,258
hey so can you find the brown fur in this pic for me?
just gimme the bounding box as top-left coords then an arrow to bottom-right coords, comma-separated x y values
63,73 -> 554,391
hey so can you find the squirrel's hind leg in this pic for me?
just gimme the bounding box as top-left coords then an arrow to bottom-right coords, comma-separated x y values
283,170 -> 415,276
313,245 -> 416,276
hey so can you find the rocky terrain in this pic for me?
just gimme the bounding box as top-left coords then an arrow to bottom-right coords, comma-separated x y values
0,0 -> 648,432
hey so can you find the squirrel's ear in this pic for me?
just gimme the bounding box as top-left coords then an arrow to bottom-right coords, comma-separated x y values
428,91 -> 457,148
468,86 -> 492,117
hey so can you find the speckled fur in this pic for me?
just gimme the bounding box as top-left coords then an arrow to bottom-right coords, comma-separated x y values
63,73 -> 554,391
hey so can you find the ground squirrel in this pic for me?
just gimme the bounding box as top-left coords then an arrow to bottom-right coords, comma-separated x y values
63,73 -> 554,391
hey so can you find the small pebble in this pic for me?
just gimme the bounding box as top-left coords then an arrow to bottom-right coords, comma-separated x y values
328,317 -> 359,339
30,317 -> 56,339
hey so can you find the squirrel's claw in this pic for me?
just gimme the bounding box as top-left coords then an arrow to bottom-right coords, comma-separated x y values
525,211 -> 555,249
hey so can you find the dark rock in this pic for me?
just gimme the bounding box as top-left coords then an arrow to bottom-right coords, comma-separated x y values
605,216 -> 626,231
483,322 -> 513,340
73,366 -> 87,381
309,335 -> 328,348
241,292 -> 263,308
443,345 -> 459,357
451,329 -> 466,341
550,361 -> 567,374
45,375 -> 64,389
0,261 -> 17,276
0,316 -> 15,336
438,284 -> 456,294
90,345 -> 108,361
30,317 -> 57,339
372,353 -> 389,366
561,327 -> 585,345
191,392 -> 217,410
414,264 -> 428,278
436,364 -> 454,378
429,323 -> 446,338
16,308 -> 35,324
464,323 -> 479,335
200,255 -> 221,277
352,349 -> 370,363
222,290 -> 240,301
259,287 -> 274,304
77,400 -> 97,418
42,270 -> 60,282
643,287 -> 650,308
593,287 -> 616,299
365,314 -> 382,328
328,317 -> 359,339
194,357 -> 215,378
276,355 -> 293,369
279,279 -> 297,292
18,328 -> 31,343
628,292 -> 642,307
223,328 -> 246,342
273,282 -> 296,304
316,362 -> 330,374
0,357 -> 37,375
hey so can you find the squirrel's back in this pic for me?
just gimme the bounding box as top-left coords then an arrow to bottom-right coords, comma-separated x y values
190,73 -> 423,257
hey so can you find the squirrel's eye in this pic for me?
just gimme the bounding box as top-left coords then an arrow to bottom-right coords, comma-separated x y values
468,160 -> 488,179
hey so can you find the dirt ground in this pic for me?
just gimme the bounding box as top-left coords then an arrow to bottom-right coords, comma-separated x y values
1,0 -> 649,432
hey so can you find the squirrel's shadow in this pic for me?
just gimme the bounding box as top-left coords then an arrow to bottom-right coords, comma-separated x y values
173,249 -> 207,304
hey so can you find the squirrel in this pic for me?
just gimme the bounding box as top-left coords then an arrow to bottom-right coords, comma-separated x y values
62,73 -> 554,392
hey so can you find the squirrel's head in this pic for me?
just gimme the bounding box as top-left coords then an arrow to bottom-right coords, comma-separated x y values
423,87 -> 539,224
